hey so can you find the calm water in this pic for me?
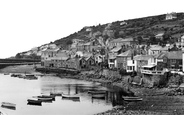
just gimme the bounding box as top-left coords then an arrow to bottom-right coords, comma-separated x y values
0,73 -> 126,115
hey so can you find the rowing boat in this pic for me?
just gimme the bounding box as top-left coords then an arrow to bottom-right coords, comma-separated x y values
122,96 -> 143,102
1,102 -> 16,110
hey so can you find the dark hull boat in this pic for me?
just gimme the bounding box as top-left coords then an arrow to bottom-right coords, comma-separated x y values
1,102 -> 16,110
37,95 -> 55,100
50,92 -> 62,96
38,97 -> 53,102
92,94 -> 105,99
27,98 -> 42,105
88,90 -> 107,95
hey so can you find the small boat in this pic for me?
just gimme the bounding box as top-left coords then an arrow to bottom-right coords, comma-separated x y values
36,95 -> 55,100
88,90 -> 107,94
122,96 -> 143,102
11,73 -> 22,78
92,94 -> 105,99
24,74 -> 38,80
4,73 -> 9,75
61,94 -> 80,100
50,92 -> 62,96
27,98 -> 42,105
37,97 -> 53,102
1,102 -> 16,110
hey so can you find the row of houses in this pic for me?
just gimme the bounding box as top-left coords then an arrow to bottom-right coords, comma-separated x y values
40,33 -> 184,76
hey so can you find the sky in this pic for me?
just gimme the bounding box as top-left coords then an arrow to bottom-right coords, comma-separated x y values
0,0 -> 183,58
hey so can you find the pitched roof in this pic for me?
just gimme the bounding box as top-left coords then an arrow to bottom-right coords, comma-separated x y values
150,46 -> 169,51
111,38 -> 123,43
110,47 -> 122,52
155,33 -> 164,37
61,56 -> 69,60
134,55 -> 153,60
117,50 -> 132,57
110,37 -> 133,43
157,51 -> 182,59
167,51 -> 182,59
156,52 -> 167,59
83,42 -> 91,45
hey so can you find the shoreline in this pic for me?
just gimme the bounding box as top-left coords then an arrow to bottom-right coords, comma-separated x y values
1,65 -> 184,115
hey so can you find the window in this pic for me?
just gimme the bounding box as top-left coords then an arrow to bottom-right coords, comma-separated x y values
171,59 -> 176,63
132,60 -> 134,64
130,66 -> 132,70
109,59 -> 114,63
133,66 -> 135,70
127,66 -> 129,70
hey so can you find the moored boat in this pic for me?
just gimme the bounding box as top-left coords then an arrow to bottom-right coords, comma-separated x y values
50,92 -> 62,96
24,74 -> 38,80
36,94 -> 55,100
27,98 -> 42,105
37,97 -> 53,102
1,102 -> 16,110
88,90 -> 107,95
122,96 -> 143,102
92,94 -> 105,99
4,73 -> 9,75
61,93 -> 80,100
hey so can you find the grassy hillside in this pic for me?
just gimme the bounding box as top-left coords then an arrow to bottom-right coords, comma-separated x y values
53,12 -> 184,49
15,12 -> 184,58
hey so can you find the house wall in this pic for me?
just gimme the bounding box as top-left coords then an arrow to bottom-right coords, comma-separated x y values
127,60 -> 137,72
109,41 -> 132,49
108,59 -> 116,69
136,60 -> 148,72
116,56 -> 127,70
167,59 -> 182,70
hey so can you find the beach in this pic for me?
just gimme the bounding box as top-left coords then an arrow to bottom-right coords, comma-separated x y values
1,65 -> 184,115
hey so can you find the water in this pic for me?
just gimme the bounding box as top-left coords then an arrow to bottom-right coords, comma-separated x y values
0,73 -> 126,115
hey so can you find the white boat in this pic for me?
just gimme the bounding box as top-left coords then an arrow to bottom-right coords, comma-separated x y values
122,96 -> 143,102
1,102 -> 16,110
62,93 -> 80,100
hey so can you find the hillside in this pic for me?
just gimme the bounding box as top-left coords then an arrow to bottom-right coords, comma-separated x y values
53,12 -> 184,48
16,12 -> 184,58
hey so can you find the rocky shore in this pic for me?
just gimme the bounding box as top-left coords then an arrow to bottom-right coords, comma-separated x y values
58,71 -> 184,115
1,65 -> 184,115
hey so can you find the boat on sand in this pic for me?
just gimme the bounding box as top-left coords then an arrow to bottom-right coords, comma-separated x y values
1,102 -> 16,110
92,94 -> 105,99
61,93 -> 80,100
27,98 -> 42,105
122,96 -> 143,102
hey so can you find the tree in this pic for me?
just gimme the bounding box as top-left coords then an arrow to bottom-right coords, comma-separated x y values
137,36 -> 143,44
149,36 -> 157,44
66,40 -> 73,45
119,69 -> 127,76
15,53 -> 23,59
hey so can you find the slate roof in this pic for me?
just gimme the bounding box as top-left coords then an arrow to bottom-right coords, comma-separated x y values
156,51 -> 182,59
134,55 -> 153,60
117,50 -> 132,57
110,47 -> 122,52
167,51 -> 182,59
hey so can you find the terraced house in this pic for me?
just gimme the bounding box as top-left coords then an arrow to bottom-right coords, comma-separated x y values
116,50 -> 133,71
157,51 -> 182,71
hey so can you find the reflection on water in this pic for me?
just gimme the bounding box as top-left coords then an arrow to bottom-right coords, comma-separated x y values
0,74 -> 127,115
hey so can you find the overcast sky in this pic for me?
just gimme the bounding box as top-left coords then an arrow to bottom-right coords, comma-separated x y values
0,0 -> 183,58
